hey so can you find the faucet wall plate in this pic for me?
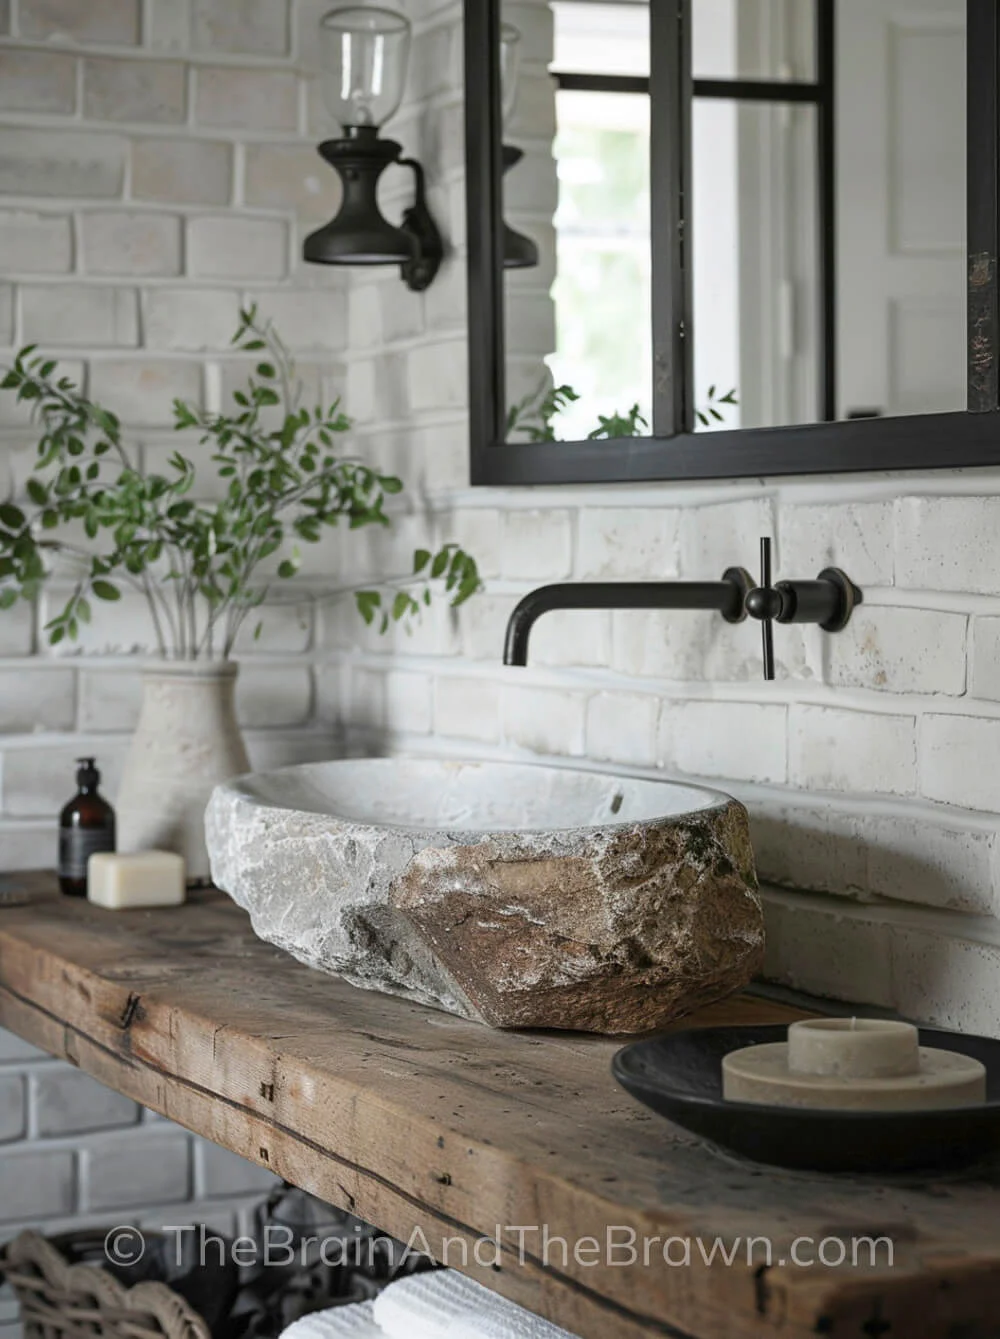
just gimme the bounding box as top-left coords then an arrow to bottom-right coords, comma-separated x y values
814,567 -> 863,632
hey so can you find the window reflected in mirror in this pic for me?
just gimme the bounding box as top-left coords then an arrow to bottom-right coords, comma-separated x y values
692,0 -> 815,82
497,0 -> 967,445
692,98 -> 819,432
503,1 -> 652,443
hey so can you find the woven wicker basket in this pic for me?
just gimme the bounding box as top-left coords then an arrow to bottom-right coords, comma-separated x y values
0,1231 -> 210,1339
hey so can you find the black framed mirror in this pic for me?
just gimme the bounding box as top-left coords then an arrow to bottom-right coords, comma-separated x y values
465,0 -> 1000,485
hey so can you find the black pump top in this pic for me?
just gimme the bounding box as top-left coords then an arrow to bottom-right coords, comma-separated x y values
75,757 -> 101,790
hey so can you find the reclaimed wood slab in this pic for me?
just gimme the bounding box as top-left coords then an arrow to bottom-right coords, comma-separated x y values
0,872 -> 999,1339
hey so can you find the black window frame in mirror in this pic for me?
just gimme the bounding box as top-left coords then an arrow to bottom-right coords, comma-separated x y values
464,0 -> 1000,485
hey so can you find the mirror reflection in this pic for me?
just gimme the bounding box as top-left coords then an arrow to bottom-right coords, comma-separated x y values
503,2 -> 652,441
500,0 -> 967,444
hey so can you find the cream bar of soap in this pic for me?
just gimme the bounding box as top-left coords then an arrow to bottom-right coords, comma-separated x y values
87,850 -> 186,909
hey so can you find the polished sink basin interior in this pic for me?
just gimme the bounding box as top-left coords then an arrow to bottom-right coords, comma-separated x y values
206,757 -> 764,1034
230,757 -> 724,833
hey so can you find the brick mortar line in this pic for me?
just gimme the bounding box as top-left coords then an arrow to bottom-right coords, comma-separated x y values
332,725 -> 1000,833
318,645 -> 990,716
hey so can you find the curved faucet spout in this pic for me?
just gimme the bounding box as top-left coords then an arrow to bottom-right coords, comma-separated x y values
503,572 -> 753,667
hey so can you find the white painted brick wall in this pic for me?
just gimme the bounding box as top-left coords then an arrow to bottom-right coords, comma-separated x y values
661,701 -> 788,785
22,284 -> 139,347
501,510 -> 573,580
80,211 -> 182,277
788,705 -> 917,796
432,675 -> 501,743
587,691 -> 658,767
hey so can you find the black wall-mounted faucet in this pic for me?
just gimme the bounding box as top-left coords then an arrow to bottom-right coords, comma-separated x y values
502,536 -> 863,680
503,567 -> 755,666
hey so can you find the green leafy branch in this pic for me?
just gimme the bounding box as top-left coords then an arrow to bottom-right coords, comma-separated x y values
506,378 -> 738,440
505,381 -> 580,442
355,543 -> 480,634
0,307 -> 481,659
587,405 -> 649,438
695,384 -> 738,428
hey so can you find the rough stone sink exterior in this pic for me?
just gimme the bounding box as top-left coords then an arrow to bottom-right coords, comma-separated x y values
206,759 -> 764,1033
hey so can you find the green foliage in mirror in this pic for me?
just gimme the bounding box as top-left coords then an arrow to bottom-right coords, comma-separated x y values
507,378 -> 737,442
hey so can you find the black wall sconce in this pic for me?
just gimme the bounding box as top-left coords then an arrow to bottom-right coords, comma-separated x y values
303,7 -> 443,293
500,23 -> 539,270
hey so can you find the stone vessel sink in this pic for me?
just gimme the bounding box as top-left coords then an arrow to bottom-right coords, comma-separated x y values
206,759 -> 764,1034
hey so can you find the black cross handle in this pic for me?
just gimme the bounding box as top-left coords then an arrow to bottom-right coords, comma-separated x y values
745,537 -> 863,681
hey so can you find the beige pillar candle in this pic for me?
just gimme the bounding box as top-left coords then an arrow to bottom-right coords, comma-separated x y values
787,1018 -> 920,1078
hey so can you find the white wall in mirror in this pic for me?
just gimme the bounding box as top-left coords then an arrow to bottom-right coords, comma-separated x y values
837,0 -> 966,419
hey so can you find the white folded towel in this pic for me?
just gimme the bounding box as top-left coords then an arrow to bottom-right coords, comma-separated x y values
279,1299 -> 385,1339
372,1270 -> 580,1339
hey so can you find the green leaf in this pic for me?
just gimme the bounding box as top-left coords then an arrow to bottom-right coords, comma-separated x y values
431,549 -> 449,579
380,475 -> 403,495
256,362 -> 276,379
392,591 -> 410,622
25,479 -> 47,506
413,548 -> 431,574
92,407 -> 118,437
355,589 -> 381,625
91,580 -> 121,601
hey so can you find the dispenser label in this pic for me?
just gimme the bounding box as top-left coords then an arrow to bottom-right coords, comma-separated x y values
59,829 -> 115,882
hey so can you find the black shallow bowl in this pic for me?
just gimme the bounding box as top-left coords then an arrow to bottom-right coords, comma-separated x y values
612,1024 -> 1000,1173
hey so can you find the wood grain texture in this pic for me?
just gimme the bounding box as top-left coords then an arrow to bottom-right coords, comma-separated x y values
1,873 -> 999,1339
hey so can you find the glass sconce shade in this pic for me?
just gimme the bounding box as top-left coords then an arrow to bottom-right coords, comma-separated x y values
500,23 -> 522,128
304,5 -> 441,290
319,6 -> 411,132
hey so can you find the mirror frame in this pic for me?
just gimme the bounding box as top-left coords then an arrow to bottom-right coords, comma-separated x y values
464,0 -> 1000,485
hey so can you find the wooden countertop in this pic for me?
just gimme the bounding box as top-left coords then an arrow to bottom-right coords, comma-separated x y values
0,872 -> 999,1339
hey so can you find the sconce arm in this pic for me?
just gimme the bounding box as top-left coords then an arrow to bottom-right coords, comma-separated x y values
398,158 -> 444,293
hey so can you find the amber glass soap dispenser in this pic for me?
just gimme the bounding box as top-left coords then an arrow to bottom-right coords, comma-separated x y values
58,757 -> 116,896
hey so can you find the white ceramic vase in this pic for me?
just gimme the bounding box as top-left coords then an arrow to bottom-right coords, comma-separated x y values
116,661 -> 250,884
